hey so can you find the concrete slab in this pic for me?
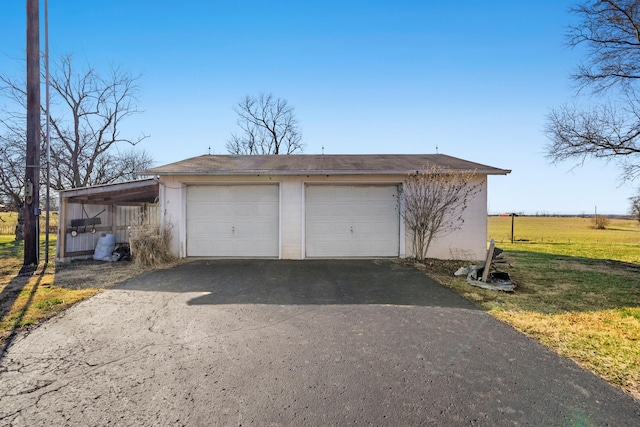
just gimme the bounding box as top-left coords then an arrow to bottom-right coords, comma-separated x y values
0,259 -> 638,426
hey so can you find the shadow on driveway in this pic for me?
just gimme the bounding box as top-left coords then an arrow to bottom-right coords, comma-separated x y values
118,259 -> 479,309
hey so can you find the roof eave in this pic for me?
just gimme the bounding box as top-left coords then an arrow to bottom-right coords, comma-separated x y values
144,168 -> 511,176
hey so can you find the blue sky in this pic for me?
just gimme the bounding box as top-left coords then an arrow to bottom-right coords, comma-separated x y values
0,0 -> 636,215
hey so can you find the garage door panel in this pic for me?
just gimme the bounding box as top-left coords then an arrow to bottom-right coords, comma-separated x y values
351,205 -> 369,216
306,185 -> 399,258
187,185 -> 279,257
329,203 -> 348,214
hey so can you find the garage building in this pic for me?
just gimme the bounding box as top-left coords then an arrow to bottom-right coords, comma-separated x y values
145,154 -> 510,260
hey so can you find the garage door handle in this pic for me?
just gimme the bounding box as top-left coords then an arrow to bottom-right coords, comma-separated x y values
350,226 -> 353,233
232,226 -> 235,233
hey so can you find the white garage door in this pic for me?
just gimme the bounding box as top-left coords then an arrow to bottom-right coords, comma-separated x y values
305,185 -> 399,257
186,185 -> 279,257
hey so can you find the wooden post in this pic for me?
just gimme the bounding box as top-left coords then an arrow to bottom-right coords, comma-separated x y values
111,204 -> 117,237
482,239 -> 495,283
511,213 -> 515,244
58,196 -> 68,260
23,0 -> 41,267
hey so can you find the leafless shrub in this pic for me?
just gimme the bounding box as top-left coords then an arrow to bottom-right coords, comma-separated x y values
593,215 -> 610,230
399,165 -> 482,261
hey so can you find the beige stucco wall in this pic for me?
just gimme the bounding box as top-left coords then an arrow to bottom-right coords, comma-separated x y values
419,176 -> 487,261
158,174 -> 488,261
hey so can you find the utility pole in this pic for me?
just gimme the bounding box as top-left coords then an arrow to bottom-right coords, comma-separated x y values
44,0 -> 51,264
24,0 -> 41,267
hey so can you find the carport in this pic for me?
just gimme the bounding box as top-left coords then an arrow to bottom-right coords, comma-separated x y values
56,179 -> 159,261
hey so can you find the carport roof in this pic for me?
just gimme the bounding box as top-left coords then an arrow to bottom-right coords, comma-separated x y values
59,178 -> 159,205
144,154 -> 511,176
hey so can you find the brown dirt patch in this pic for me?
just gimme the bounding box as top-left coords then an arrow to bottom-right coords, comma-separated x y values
53,260 -> 152,289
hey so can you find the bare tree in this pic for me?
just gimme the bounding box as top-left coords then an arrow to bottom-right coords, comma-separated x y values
0,132 -> 26,210
226,93 -> 304,155
568,0 -> 640,93
629,193 -> 640,221
398,165 -> 482,261
546,101 -> 640,180
0,130 -> 34,240
0,54 -> 152,192
545,0 -> 640,183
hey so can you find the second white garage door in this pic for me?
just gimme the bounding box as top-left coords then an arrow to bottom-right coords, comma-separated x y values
305,185 -> 400,257
186,185 -> 279,257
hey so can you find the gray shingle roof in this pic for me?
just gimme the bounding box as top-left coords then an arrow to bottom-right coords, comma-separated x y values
144,154 -> 510,176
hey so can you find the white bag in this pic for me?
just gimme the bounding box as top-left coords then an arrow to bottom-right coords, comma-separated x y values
93,233 -> 116,261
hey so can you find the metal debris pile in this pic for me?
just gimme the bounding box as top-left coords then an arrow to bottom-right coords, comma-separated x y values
454,240 -> 515,291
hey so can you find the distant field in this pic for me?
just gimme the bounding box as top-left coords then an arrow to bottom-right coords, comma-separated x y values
488,216 -> 640,264
0,211 -> 58,235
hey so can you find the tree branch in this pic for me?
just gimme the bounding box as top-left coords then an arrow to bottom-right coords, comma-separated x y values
226,93 -> 304,155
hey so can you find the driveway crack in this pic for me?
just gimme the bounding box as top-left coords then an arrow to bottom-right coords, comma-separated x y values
146,293 -> 184,334
17,379 -> 55,395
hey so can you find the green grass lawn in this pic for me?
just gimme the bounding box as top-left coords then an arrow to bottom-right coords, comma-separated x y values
431,248 -> 640,400
488,216 -> 640,263
0,232 -> 157,348
0,234 -> 101,345
0,234 -> 56,260
432,216 -> 640,399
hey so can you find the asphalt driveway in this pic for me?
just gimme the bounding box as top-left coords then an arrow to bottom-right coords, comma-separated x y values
0,259 -> 638,426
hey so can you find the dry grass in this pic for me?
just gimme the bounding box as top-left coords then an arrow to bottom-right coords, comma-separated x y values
129,224 -> 176,268
0,265 -> 100,343
52,259 -> 154,289
481,216 -> 640,400
492,308 -> 640,399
